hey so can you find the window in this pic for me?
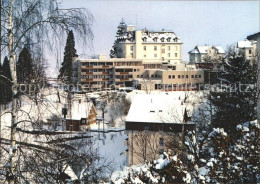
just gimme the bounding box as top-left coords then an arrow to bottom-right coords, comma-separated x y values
143,37 -> 147,42
130,53 -> 133,57
154,46 -> 157,51
195,75 -> 198,78
168,75 -> 172,79
168,46 -> 171,51
186,75 -> 188,78
144,46 -> 146,51
151,75 -> 154,78
154,54 -> 157,58
249,49 -> 252,54
199,75 -> 201,78
130,46 -> 133,51
178,75 -> 181,79
172,75 -> 175,79
159,149 -> 164,154
168,53 -> 171,57
175,53 -> 178,57
182,75 -> 184,78
191,75 -> 194,78
159,138 -> 164,146
162,49 -> 165,53
161,37 -> 165,42
153,37 -> 158,42
81,119 -> 86,125
134,69 -> 136,72
137,75 -> 139,78
144,54 -> 146,58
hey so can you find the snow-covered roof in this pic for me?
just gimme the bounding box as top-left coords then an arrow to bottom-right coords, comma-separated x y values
213,46 -> 225,54
141,30 -> 181,43
189,46 -> 225,54
126,94 -> 188,124
237,40 -> 256,48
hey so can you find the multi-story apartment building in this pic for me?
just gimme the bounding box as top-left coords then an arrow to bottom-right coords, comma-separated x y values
114,22 -> 182,65
135,69 -> 204,91
73,55 -> 144,89
72,22 -> 205,90
73,55 -> 204,90
237,39 -> 257,59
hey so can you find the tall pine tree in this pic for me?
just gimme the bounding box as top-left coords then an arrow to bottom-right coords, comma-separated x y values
16,47 -> 34,83
0,57 -> 12,104
210,47 -> 257,132
2,56 -> 12,80
59,30 -> 78,83
110,19 -> 127,58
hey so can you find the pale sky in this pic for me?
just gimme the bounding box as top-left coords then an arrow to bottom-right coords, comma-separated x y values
44,0 -> 260,77
61,0 -> 259,60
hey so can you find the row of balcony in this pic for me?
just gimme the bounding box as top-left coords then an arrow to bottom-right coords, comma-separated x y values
81,78 -> 111,82
81,65 -> 111,69
81,72 -> 110,75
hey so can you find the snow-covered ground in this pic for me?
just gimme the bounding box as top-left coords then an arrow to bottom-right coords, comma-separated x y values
0,88 -> 208,181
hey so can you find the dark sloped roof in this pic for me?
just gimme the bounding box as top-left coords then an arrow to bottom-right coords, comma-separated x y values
247,32 -> 260,40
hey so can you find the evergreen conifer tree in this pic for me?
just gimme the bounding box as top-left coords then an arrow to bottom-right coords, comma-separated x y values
110,19 -> 126,58
16,47 -> 34,83
0,57 -> 12,104
211,47 -> 257,131
2,56 -> 12,80
59,30 -> 78,83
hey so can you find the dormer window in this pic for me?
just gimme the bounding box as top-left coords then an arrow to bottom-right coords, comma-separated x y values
161,37 -> 165,42
173,37 -> 178,42
153,37 -> 158,42
166,37 -> 171,42
143,37 -> 147,42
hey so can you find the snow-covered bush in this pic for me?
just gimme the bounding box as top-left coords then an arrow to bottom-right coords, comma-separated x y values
111,120 -> 260,184
111,152 -> 191,184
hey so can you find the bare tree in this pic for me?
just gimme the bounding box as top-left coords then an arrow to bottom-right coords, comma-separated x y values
0,1 -> 94,182
130,130 -> 161,164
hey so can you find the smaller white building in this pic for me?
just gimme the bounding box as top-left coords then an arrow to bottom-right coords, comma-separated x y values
237,39 -> 257,59
188,45 -> 225,64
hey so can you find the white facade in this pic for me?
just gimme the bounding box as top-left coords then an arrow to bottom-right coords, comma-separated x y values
116,25 -> 183,65
237,39 -> 257,59
188,45 -> 225,63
